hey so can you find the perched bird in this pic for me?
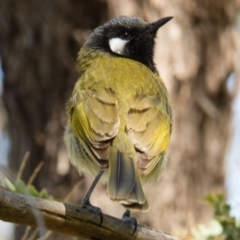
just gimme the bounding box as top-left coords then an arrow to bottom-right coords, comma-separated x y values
64,16 -> 172,215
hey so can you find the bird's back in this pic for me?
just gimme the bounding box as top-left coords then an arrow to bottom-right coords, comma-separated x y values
68,48 -> 172,183
75,48 -> 171,130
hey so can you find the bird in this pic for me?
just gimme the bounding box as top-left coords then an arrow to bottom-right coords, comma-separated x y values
64,15 -> 172,219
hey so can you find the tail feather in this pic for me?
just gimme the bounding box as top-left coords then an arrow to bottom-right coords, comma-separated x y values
127,176 -> 145,204
107,132 -> 149,211
108,147 -> 135,199
122,200 -> 149,212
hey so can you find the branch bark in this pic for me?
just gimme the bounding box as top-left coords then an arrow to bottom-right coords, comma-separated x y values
0,188 -> 179,240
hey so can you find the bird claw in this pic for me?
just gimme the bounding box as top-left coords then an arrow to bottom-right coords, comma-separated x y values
81,199 -> 103,226
122,210 -> 137,235
77,170 -> 104,226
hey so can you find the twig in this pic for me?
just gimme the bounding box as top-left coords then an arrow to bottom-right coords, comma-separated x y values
27,161 -> 44,186
21,226 -> 31,240
17,151 -> 30,181
0,188 -> 180,240
63,178 -> 84,202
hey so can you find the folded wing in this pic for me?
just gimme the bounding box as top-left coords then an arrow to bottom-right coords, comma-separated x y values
68,89 -> 120,168
126,95 -> 172,177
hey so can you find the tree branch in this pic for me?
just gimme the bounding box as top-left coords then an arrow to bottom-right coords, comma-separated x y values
0,188 -> 179,240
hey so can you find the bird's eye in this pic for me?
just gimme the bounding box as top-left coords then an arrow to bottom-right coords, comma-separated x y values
119,30 -> 131,40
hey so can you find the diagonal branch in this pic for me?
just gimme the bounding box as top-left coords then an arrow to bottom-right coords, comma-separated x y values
0,188 -> 180,240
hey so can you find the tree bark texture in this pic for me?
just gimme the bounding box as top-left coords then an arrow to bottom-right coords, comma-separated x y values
0,188 -> 180,240
0,0 -> 239,238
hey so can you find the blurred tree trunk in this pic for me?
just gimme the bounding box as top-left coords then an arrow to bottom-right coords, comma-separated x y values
0,0 -> 239,238
0,0 -> 109,239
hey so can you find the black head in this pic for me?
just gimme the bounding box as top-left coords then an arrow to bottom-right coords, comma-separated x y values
86,16 -> 173,72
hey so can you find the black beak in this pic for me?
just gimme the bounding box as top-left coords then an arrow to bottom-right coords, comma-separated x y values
147,16 -> 173,35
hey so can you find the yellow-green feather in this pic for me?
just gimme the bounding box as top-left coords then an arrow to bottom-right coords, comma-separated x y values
65,45 -> 172,211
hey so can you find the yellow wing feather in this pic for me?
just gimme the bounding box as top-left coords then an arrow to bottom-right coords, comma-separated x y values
70,89 -> 120,166
126,95 -> 172,176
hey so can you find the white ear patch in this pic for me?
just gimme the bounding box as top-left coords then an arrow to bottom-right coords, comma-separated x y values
109,38 -> 128,55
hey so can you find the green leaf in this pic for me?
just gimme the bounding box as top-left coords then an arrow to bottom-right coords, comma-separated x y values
205,195 -> 215,204
39,188 -> 48,198
5,178 -> 16,192
15,180 -> 27,193
27,184 -> 40,197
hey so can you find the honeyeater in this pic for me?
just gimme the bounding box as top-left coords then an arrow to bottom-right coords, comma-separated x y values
64,16 -> 172,214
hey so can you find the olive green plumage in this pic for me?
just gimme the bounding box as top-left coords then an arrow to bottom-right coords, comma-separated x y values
64,16 -> 172,211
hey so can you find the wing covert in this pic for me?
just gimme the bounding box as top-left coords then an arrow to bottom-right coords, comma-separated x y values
126,95 -> 172,176
68,89 -> 120,166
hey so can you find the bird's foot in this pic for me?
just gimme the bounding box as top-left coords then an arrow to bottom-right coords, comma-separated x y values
77,170 -> 105,225
122,209 -> 137,235
81,199 -> 103,225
